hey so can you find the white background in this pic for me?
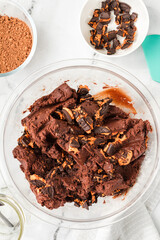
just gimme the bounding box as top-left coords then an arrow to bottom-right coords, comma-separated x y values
0,0 -> 160,239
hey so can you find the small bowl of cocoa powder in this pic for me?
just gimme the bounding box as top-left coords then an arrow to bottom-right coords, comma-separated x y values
0,0 -> 37,76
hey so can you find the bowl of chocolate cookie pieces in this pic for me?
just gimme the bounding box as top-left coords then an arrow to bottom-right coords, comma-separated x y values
80,0 -> 149,56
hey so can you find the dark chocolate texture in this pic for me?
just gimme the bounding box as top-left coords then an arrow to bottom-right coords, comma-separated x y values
13,83 -> 151,210
88,0 -> 138,55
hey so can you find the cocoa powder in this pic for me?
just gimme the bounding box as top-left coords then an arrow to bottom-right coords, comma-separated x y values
0,15 -> 32,73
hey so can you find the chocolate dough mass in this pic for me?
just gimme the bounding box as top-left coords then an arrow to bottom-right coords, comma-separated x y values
13,83 -> 151,210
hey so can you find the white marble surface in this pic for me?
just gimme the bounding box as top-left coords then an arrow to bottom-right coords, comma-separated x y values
0,0 -> 160,239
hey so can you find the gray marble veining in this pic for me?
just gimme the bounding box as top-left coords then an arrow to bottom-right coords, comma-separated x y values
0,0 -> 160,239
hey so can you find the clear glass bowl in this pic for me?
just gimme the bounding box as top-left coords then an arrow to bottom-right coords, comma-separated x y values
0,194 -> 25,240
0,59 -> 160,229
0,0 -> 37,77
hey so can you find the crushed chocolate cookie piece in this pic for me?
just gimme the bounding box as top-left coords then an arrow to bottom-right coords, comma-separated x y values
104,141 -> 120,155
118,150 -> 133,166
93,9 -> 101,18
121,40 -> 133,49
102,25 -> 108,35
104,135 -> 127,155
41,186 -> 54,199
94,33 -> 102,47
90,22 -> 98,30
79,93 -> 93,103
117,29 -> 126,37
107,47 -> 116,55
105,30 -> 117,41
119,2 -> 131,13
90,35 -> 96,46
94,137 -> 107,146
90,29 -> 95,36
89,16 -> 99,24
101,0 -> 111,10
18,132 -> 34,149
118,22 -> 130,30
73,106 -> 93,134
79,136 -> 96,146
114,7 -> 121,16
109,0 -> 119,11
96,97 -> 112,107
82,200 -> 89,210
69,137 -> 80,150
80,116 -> 93,133
126,27 -> 136,36
74,198 -> 81,207
30,174 -> 46,186
130,12 -> 138,22
125,35 -> 135,42
115,15 -> 121,25
121,13 -> 131,23
96,22 -> 104,34
30,179 -> 46,188
88,19 -> 97,29
13,83 -> 151,210
95,98 -> 112,121
62,107 -> 74,124
19,135 -> 30,147
99,19 -> 111,26
113,38 -> 121,49
100,11 -> 111,20
77,85 -> 90,96
104,41 -> 111,51
94,126 -> 111,136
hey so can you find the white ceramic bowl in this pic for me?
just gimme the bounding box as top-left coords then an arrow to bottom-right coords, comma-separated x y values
0,0 -> 37,77
80,0 -> 149,57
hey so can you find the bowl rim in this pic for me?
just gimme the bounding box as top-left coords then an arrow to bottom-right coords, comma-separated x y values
0,58 -> 160,228
0,0 -> 37,77
0,194 -> 25,239
79,0 -> 149,58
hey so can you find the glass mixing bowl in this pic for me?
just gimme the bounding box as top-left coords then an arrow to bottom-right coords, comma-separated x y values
0,59 -> 160,229
0,0 -> 37,77
0,194 -> 25,240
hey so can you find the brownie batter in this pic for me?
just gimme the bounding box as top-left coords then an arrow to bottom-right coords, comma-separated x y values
13,83 -> 151,210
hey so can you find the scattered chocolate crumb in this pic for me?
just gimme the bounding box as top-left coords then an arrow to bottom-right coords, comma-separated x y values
23,110 -> 27,114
